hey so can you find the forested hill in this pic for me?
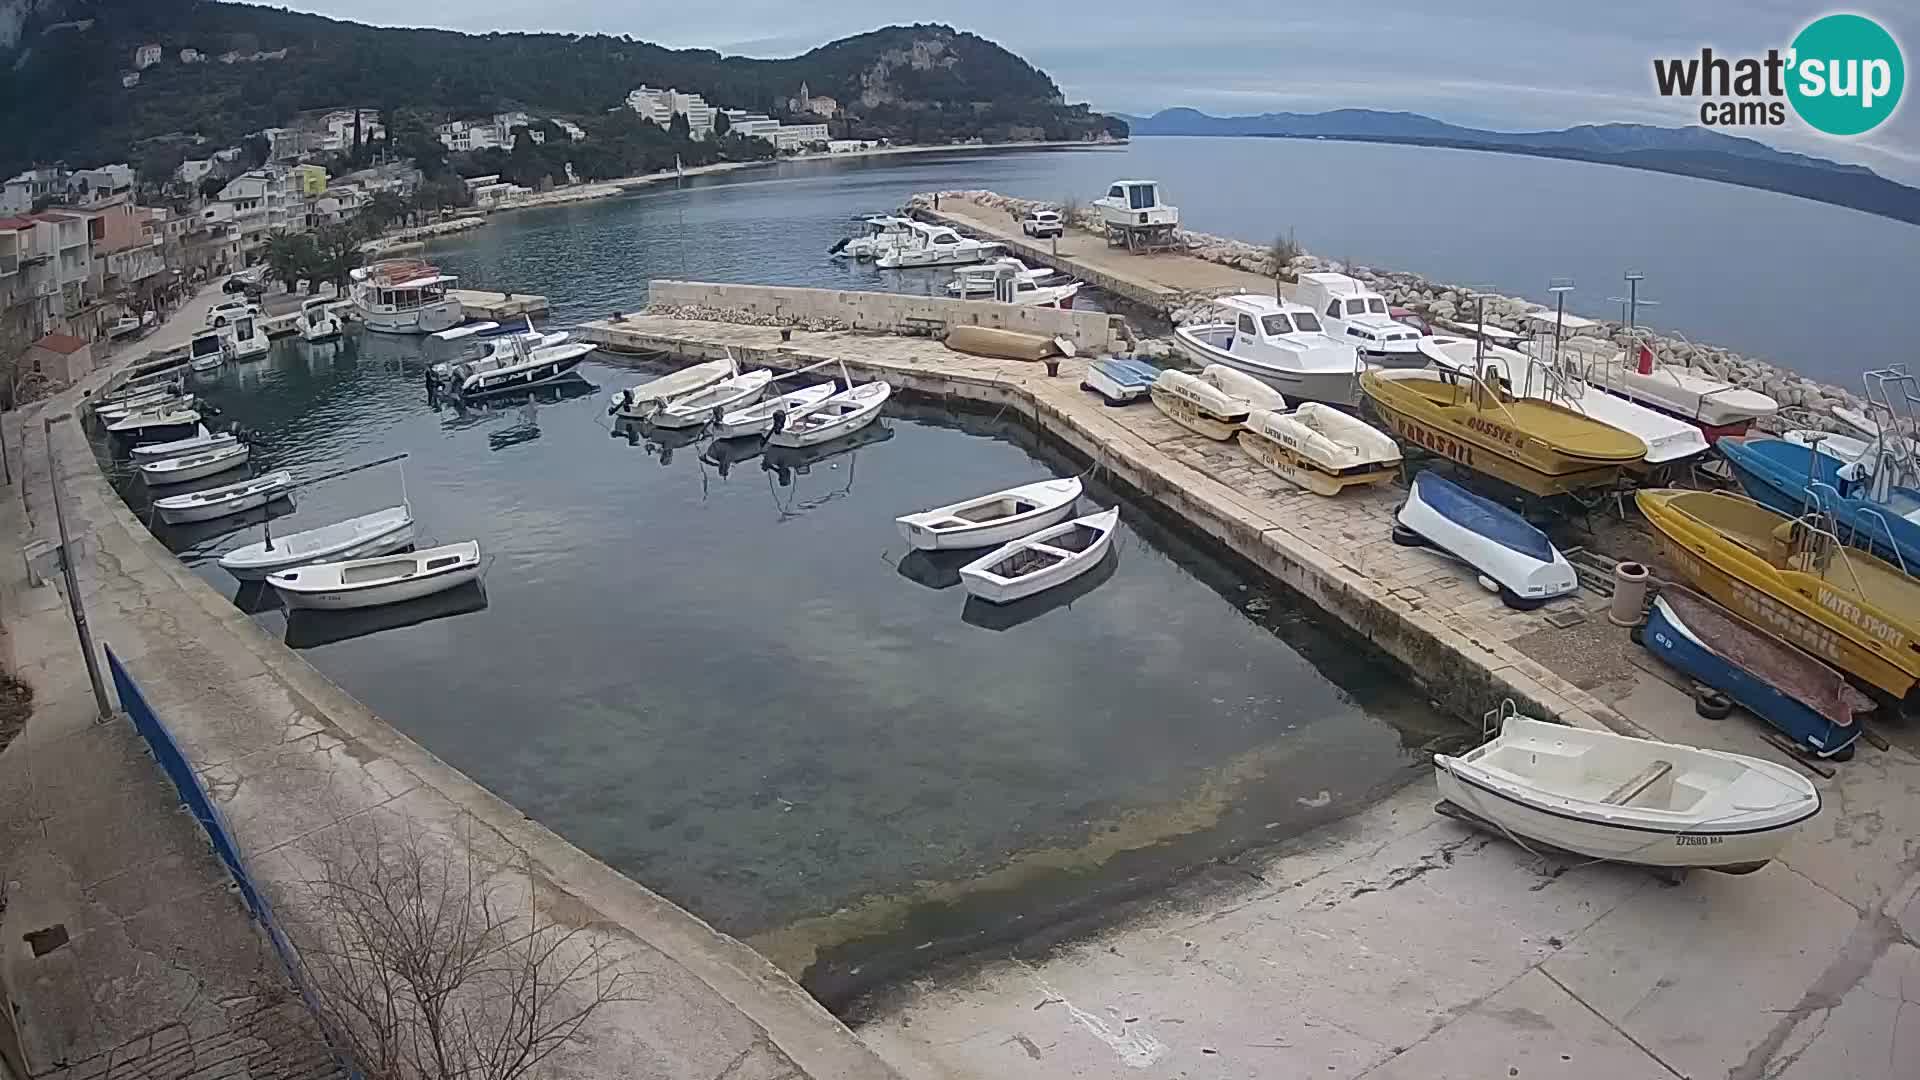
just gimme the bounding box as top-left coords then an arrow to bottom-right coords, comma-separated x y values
0,1 -> 1124,175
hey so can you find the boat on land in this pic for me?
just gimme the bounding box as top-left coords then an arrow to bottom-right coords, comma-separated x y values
944,325 -> 1071,362
959,507 -> 1120,605
131,427 -> 237,459
1718,435 -> 1920,572
220,506 -> 416,581
1434,709 -> 1819,874
137,441 -> 250,486
1359,367 -> 1646,498
1293,272 -> 1426,366
450,339 -> 595,397
350,260 -> 465,335
1239,404 -> 1400,496
609,358 -> 735,418
1782,429 -> 1876,471
875,221 -> 1000,269
227,314 -> 270,361
1199,364 -> 1288,412
1636,488 -> 1920,703
188,331 -> 228,372
107,406 -> 202,443
768,380 -> 891,448
896,478 -> 1084,551
1082,357 -> 1159,404
1394,469 -> 1577,608
712,382 -> 836,440
1172,294 -> 1362,407
299,298 -> 344,343
153,470 -> 294,524
1587,343 -> 1778,442
1151,369 -> 1250,440
653,369 -> 774,429
268,540 -> 482,611
1640,591 -> 1867,758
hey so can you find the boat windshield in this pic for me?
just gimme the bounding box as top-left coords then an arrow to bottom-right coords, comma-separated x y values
1261,314 -> 1296,336
1368,298 -> 1389,314
1127,185 -> 1157,210
1292,311 -> 1324,332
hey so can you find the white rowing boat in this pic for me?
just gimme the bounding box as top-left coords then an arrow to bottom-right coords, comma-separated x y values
1198,364 -> 1288,413
269,540 -> 482,611
652,370 -> 774,429
959,507 -> 1120,604
108,407 -> 203,441
712,383 -> 836,440
219,506 -> 416,580
767,381 -> 890,448
609,358 -> 735,418
896,478 -> 1083,551
130,426 -> 234,459
137,442 -> 250,486
152,470 -> 294,524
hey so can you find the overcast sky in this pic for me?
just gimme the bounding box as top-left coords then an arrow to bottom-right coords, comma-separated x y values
276,1 -> 1918,181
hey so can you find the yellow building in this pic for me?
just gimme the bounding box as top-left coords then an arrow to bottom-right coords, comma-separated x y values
290,164 -> 329,198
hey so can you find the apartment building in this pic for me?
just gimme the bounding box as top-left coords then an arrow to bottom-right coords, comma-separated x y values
627,86 -> 715,138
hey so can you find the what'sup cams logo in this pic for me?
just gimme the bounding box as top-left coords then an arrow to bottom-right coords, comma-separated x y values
1652,13 -> 1904,135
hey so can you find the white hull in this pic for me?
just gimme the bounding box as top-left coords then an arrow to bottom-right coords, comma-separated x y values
1239,404 -> 1400,496
767,381 -> 890,448
190,355 -> 225,372
230,335 -> 269,361
1549,381 -> 1705,465
960,507 -> 1120,604
610,359 -> 735,417
878,244 -> 998,269
131,428 -> 229,459
1150,370 -> 1248,441
654,370 -> 773,429
358,300 -> 465,335
153,470 -> 294,524
139,444 -> 251,485
1172,326 -> 1360,407
108,409 -> 202,440
270,541 -> 482,611
713,383 -> 836,440
221,507 -> 416,580
1396,472 -> 1576,604
897,477 -> 1083,550
301,319 -> 343,343
1590,357 -> 1778,428
1199,365 -> 1288,412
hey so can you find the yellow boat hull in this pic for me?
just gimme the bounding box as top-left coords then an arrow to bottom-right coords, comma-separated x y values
1637,489 -> 1920,700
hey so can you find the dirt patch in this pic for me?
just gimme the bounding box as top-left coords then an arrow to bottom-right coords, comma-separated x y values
0,671 -> 34,753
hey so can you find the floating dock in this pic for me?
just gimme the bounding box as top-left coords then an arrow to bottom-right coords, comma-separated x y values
450,288 -> 550,322
579,309 -> 1636,736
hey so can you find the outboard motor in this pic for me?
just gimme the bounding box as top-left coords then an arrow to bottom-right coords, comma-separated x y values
828,237 -> 849,255
769,410 -> 787,435
608,389 -> 631,416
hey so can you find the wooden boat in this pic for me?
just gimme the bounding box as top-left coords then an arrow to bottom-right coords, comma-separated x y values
896,478 -> 1083,551
712,383 -> 835,440
1394,470 -> 1576,608
1238,404 -> 1400,496
609,358 -> 734,418
137,442 -> 250,486
768,381 -> 890,448
1198,364 -> 1288,412
1360,368 -> 1645,497
97,391 -> 193,422
153,470 -> 294,525
959,507 -> 1120,605
1636,488 -> 1920,701
268,540 -> 482,612
219,506 -> 416,581
107,407 -> 202,443
1083,357 -> 1159,404
1434,709 -> 1819,874
1641,591 -> 1867,758
652,370 -> 773,429
1150,370 -> 1249,440
131,427 -> 235,459
943,325 -> 1068,362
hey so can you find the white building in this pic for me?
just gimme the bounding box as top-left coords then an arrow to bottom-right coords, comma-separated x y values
216,169 -> 295,257
318,110 -> 387,153
3,168 -> 69,214
133,43 -> 163,70
626,86 -> 715,139
771,124 -> 831,151
180,48 -> 205,63
720,109 -> 781,139
555,120 -> 586,142
435,120 -> 503,153
176,159 -> 215,186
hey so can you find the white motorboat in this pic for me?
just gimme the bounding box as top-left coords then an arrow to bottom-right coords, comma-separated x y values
609,358 -> 735,418
269,540 -> 482,612
896,477 -> 1084,551
451,339 -> 594,397
130,427 -> 235,459
227,314 -> 270,361
1150,369 -> 1250,440
959,507 -> 1120,604
95,387 -> 188,421
152,470 -> 294,524
299,298 -> 343,343
430,320 -> 500,341
947,260 -> 1081,308
219,506 -> 416,580
1830,405 -> 1920,460
1093,180 -> 1178,232
1587,344 -> 1778,439
1394,470 -> 1576,609
1173,294 -> 1363,407
1198,364 -> 1288,413
1294,272 -> 1425,366
350,260 -> 465,335
653,370 -> 774,429
188,331 -> 228,372
1434,710 -> 1819,874
137,442 -> 251,486
875,222 -> 1000,269
107,407 -> 202,442
1782,428 -> 1876,472
768,381 -> 891,448
1083,357 -> 1159,405
712,382 -> 836,440
1239,405 -> 1401,496
830,215 -> 914,260
429,329 -> 569,382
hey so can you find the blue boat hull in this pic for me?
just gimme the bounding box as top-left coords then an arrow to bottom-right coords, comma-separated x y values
1642,599 -> 1860,758
1719,437 -> 1920,573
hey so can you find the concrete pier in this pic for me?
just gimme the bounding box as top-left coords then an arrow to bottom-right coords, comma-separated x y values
450,287 -> 550,322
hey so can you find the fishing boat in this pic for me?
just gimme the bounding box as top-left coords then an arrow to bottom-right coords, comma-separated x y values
1239,404 -> 1400,496
1640,592 -> 1867,758
1082,357 -> 1159,404
350,260 -> 465,335
609,358 -> 736,418
768,381 -> 891,448
220,506 -> 416,581
131,427 -> 235,460
1360,368 -> 1645,498
896,477 -> 1084,550
959,507 -> 1120,605
1717,436 -> 1920,572
450,339 -> 595,397
944,326 -> 1070,362
1433,709 -> 1820,874
153,470 -> 294,525
1293,272 -> 1426,366
874,222 -> 1000,268
299,297 -> 343,343
712,382 -> 836,440
1394,470 -> 1577,608
227,314 -> 269,361
107,406 -> 202,443
653,370 -> 774,429
188,331 -> 229,373
137,442 -> 250,486
268,540 -> 482,612
1172,294 -> 1362,407
1586,343 -> 1778,442
1636,488 -> 1920,702
1151,369 -> 1250,440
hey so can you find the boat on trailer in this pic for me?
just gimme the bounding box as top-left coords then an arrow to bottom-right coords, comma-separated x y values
1238,404 -> 1400,496
153,470 -> 294,525
1082,357 -> 1159,404
1586,343 -> 1778,442
219,506 -> 416,581
959,507 -> 1120,605
1394,470 -> 1578,608
268,540 -> 482,611
1293,272 -> 1426,366
896,478 -> 1083,551
1150,369 -> 1251,440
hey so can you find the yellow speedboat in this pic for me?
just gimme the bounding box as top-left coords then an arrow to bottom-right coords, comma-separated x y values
1637,488 -> 1920,701
1361,367 -> 1645,497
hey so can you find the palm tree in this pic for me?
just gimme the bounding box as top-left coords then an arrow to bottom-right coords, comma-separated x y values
312,225 -> 365,295
264,233 -> 316,293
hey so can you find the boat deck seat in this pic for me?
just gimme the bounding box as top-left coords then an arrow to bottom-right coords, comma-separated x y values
1601,760 -> 1674,806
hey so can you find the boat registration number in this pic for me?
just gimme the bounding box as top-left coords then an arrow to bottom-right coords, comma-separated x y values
1675,834 -> 1724,846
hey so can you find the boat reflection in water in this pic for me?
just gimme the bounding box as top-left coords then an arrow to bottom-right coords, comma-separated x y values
283,581 -> 490,649
762,420 -> 894,485
960,546 -> 1119,631
701,434 -> 768,477
610,417 -> 707,465
435,373 -> 596,426
895,548 -> 973,591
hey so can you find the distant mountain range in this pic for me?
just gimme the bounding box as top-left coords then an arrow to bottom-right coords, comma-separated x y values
1115,108 -> 1919,224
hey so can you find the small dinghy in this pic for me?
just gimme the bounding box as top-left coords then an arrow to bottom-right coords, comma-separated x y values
219,506 -> 416,581
131,427 -> 236,460
768,381 -> 891,448
1198,364 -> 1288,413
896,477 -> 1084,551
1082,357 -> 1159,404
1394,470 -> 1576,609
153,470 -> 294,525
713,382 -> 835,440
108,407 -> 202,442
137,441 -> 250,486
98,392 -> 194,423
1640,592 -> 1866,759
1150,370 -> 1250,440
653,370 -> 774,429
1239,405 -> 1402,496
960,507 -> 1120,605
609,358 -> 735,418
268,540 -> 482,612
1434,709 -> 1820,874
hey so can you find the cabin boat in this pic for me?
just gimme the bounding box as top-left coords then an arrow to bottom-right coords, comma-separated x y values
1093,180 -> 1178,248
1717,436 -> 1920,573
946,260 -> 1081,308
767,381 -> 891,448
220,506 -> 416,581
1150,369 -> 1250,440
350,260 -> 465,335
430,328 -> 568,383
1172,294 -> 1363,407
1082,357 -> 1159,404
449,338 -> 594,397
1636,488 -> 1920,703
875,222 -> 1001,269
269,540 -> 482,612
959,507 -> 1120,605
188,331 -> 229,372
300,298 -> 343,343
227,313 -> 269,361
1434,710 -> 1819,874
1293,272 -> 1425,366
137,441 -> 251,486
1586,344 -> 1778,441
830,215 -> 914,260
152,470 -> 294,524
609,358 -> 736,418
1238,404 -> 1400,496
653,370 -> 774,429
896,478 -> 1083,551
1360,368 -> 1646,498
1394,470 -> 1577,608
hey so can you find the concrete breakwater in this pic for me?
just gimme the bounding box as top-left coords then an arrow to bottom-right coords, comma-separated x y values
360,215 -> 486,255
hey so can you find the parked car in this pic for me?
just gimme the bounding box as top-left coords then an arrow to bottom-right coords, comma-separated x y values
1021,209 -> 1065,239
206,299 -> 261,328
223,267 -> 264,294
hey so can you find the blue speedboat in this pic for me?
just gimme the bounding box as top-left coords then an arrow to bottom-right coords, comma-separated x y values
1641,591 -> 1865,759
1718,436 -> 1920,572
